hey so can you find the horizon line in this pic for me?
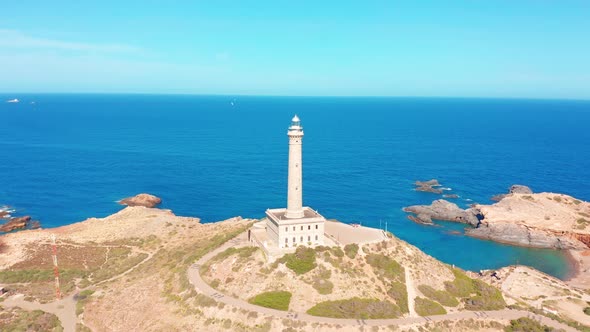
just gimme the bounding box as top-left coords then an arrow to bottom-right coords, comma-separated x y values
1,92 -> 590,103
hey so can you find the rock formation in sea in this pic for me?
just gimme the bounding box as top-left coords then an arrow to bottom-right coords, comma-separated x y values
119,193 -> 162,208
490,184 -> 533,202
414,179 -> 443,194
0,216 -> 32,233
442,194 -> 459,199
403,199 -> 481,227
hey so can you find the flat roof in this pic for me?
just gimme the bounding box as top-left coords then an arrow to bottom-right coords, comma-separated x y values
266,207 -> 326,224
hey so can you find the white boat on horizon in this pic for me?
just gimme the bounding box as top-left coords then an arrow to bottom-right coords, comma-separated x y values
6,98 -> 19,103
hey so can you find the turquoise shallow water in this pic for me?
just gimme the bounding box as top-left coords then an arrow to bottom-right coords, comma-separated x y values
1,94 -> 590,279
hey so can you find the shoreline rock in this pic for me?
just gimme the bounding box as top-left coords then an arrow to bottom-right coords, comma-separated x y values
491,184 -> 532,202
119,193 -> 162,208
403,199 -> 481,227
0,216 -> 32,233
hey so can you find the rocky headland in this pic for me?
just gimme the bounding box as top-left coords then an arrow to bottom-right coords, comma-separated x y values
405,185 -> 590,250
118,193 -> 162,208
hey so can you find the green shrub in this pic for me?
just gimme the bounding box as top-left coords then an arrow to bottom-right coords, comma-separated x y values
418,285 -> 458,307
464,279 -> 506,310
312,279 -> 334,295
330,247 -> 345,258
444,268 -> 476,297
307,297 -> 402,319
248,291 -> 292,311
280,246 -> 317,275
504,317 -> 554,332
414,297 -> 446,316
444,268 -> 505,310
387,281 -> 408,313
365,254 -> 405,282
344,243 -> 359,259
584,306 -> 590,316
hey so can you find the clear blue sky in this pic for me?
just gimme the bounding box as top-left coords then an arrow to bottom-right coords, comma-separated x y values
1,1 -> 589,98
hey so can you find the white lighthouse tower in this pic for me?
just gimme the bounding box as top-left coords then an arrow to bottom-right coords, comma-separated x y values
265,115 -> 326,249
285,115 -> 304,219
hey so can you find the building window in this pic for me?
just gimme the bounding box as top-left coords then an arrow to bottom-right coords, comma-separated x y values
315,235 -> 318,241
293,237 -> 296,243
285,238 -> 288,243
293,226 -> 295,231
285,227 -> 288,232
300,236 -> 303,242
301,226 -> 303,230
308,225 -> 310,230
308,236 -> 310,242
315,225 -> 318,229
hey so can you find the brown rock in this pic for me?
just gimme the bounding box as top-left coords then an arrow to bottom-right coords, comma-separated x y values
414,179 -> 443,194
443,194 -> 459,199
0,215 -> 31,232
0,211 -> 9,219
119,193 -> 162,208
404,199 -> 480,227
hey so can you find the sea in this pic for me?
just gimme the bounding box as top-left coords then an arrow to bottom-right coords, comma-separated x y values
2,94 -> 590,279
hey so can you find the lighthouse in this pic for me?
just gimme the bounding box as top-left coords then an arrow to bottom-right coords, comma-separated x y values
285,115 -> 304,219
265,115 -> 326,249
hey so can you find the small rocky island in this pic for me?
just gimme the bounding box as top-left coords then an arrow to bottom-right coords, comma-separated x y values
118,193 -> 162,208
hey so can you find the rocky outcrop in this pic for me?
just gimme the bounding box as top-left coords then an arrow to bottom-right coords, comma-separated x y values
0,211 -> 9,219
491,184 -> 533,201
403,199 -> 480,227
466,223 -> 587,249
443,194 -> 459,199
0,216 -> 31,232
119,193 -> 162,208
414,179 -> 443,194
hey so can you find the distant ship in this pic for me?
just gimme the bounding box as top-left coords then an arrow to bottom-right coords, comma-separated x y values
6,98 -> 19,103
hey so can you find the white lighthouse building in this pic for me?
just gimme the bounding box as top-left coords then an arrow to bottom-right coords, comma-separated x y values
265,115 -> 326,249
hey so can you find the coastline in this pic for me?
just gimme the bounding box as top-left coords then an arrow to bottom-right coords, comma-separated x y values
565,249 -> 590,289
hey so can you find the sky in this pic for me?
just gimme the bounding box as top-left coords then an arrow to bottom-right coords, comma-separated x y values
1,1 -> 589,99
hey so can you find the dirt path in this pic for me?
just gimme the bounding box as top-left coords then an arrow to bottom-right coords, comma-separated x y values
1,245 -> 155,332
405,268 -> 418,317
188,232 -> 579,331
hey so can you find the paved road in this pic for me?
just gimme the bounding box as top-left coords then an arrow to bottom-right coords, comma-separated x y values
188,232 -> 579,331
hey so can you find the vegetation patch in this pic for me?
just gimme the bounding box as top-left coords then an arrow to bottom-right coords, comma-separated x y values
248,291 -> 292,311
344,243 -> 359,259
0,307 -> 63,332
444,268 -> 505,310
414,297 -> 446,316
278,246 -> 317,275
387,281 -> 409,313
418,285 -> 458,307
311,265 -> 333,295
584,306 -> 590,316
329,247 -> 345,258
504,317 -> 554,332
210,246 -> 259,263
75,289 -> 95,316
365,253 -> 405,282
307,297 -> 402,319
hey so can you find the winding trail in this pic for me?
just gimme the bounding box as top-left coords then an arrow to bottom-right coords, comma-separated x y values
188,232 -> 578,331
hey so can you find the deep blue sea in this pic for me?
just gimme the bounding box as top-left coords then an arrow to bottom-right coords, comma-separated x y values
2,94 -> 590,279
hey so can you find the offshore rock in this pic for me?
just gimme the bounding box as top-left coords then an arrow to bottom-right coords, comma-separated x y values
119,193 -> 162,208
403,199 -> 480,227
414,179 -> 443,194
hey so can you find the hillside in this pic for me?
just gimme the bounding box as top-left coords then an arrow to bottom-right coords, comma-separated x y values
0,204 -> 587,331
